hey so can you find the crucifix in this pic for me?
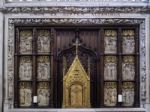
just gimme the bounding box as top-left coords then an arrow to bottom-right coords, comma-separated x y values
73,37 -> 81,56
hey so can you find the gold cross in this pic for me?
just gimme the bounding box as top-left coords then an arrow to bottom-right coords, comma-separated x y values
73,38 -> 81,56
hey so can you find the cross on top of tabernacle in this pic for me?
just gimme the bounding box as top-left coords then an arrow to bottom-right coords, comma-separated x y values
73,31 -> 81,56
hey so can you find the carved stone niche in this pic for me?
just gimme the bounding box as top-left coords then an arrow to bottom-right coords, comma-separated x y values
7,18 -> 146,108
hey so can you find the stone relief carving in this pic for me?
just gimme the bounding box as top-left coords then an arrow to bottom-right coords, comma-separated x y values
37,30 -> 50,53
104,30 -> 117,54
37,56 -> 50,81
19,82 -> 32,107
104,82 -> 117,106
122,30 -> 135,54
122,82 -> 135,106
19,30 -> 32,54
37,82 -> 50,106
19,57 -> 32,81
3,7 -> 149,14
7,18 -> 146,108
122,56 -> 135,81
104,56 -> 117,81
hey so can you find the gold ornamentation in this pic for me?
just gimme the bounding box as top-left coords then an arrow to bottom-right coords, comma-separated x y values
62,56 -> 91,108
38,82 -> 49,89
38,56 -> 49,63
20,31 -> 32,38
38,30 -> 49,37
105,56 -> 117,63
123,56 -> 134,63
88,56 -> 91,76
63,56 -> 67,76
105,30 -> 117,37
122,30 -> 135,37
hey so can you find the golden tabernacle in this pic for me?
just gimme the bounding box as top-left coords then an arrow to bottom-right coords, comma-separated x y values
62,55 -> 91,108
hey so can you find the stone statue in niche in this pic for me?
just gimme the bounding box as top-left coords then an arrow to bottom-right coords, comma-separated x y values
122,30 -> 135,54
122,82 -> 134,106
20,30 -> 32,54
19,57 -> 32,80
37,56 -> 50,80
19,82 -> 32,107
122,56 -> 135,80
104,30 -> 117,54
104,56 -> 117,81
37,30 -> 50,53
37,82 -> 50,106
104,82 -> 117,106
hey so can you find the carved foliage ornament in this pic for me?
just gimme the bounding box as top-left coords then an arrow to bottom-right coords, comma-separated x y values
3,7 -> 149,14
8,18 -> 144,25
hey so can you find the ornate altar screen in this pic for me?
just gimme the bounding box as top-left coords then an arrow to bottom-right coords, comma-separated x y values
14,26 -> 139,108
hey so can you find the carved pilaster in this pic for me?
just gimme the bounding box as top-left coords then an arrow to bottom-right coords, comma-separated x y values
140,21 -> 147,107
7,22 -> 14,108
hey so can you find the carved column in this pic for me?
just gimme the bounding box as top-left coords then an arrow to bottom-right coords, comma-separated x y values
0,12 -> 3,111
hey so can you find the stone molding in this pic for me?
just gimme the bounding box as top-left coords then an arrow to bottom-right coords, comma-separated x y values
1,6 -> 150,14
7,18 -> 146,108
9,18 -> 144,25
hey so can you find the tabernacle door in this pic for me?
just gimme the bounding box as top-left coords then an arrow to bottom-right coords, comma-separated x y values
62,56 -> 90,108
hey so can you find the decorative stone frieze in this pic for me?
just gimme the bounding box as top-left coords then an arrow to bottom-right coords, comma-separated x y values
2,7 -> 150,14
8,18 -> 144,25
